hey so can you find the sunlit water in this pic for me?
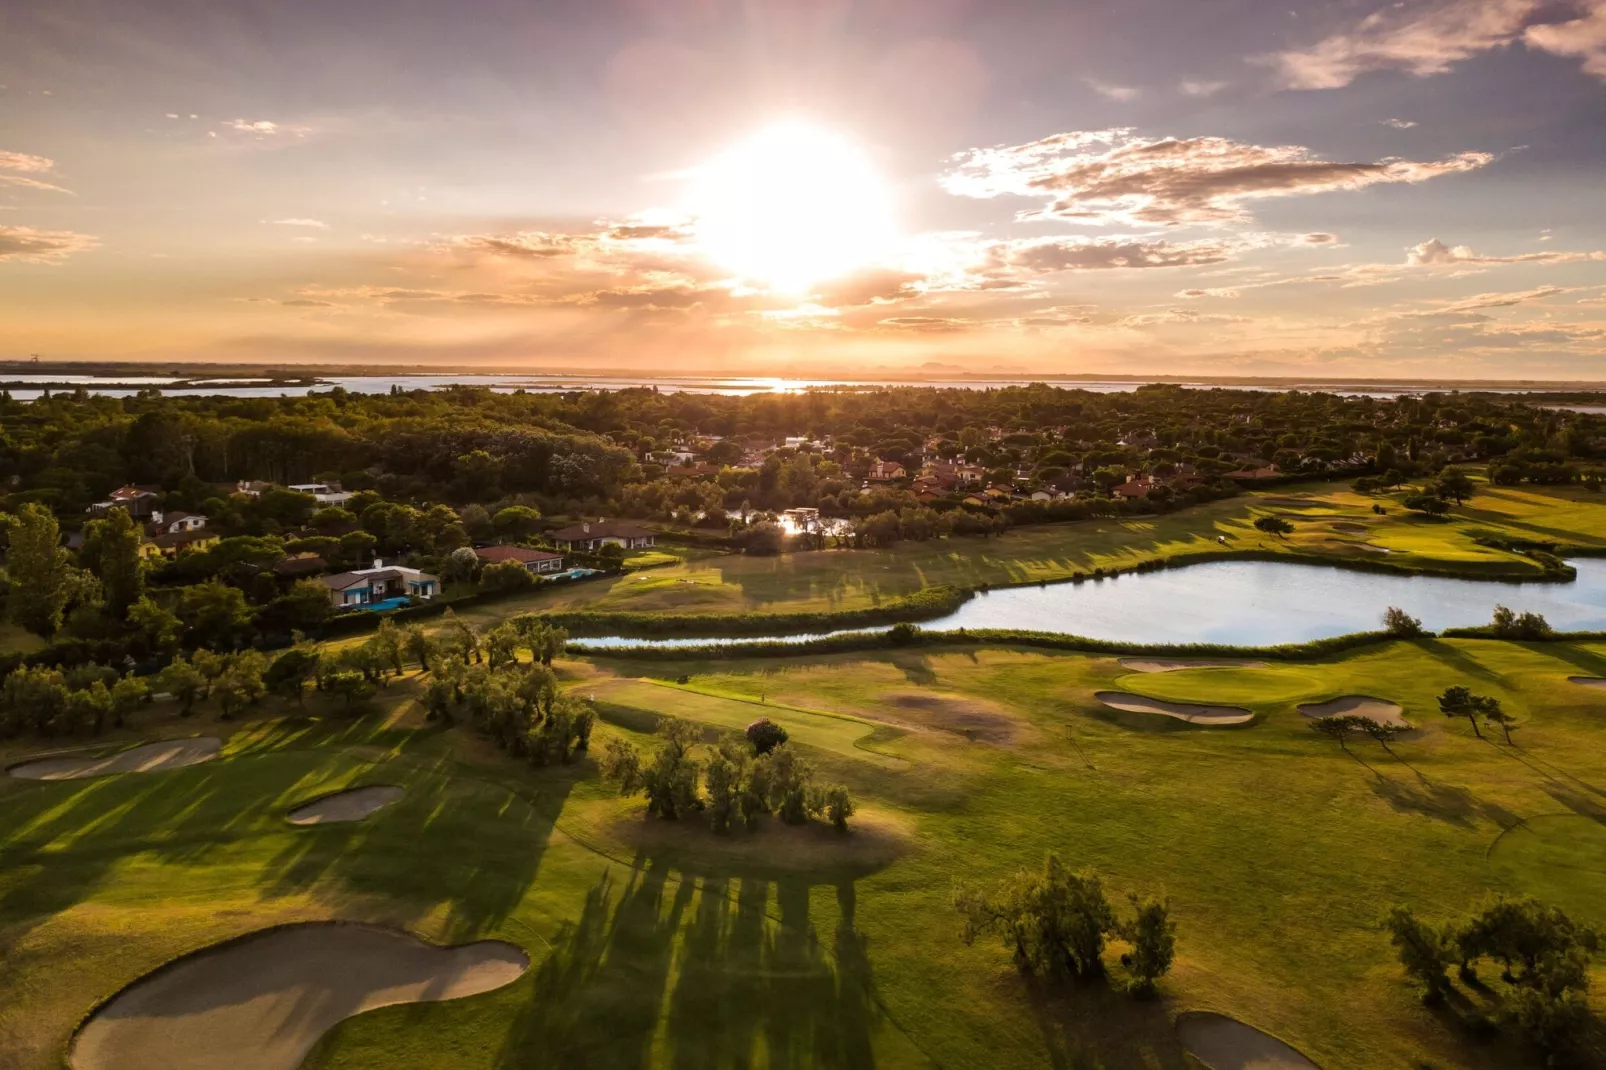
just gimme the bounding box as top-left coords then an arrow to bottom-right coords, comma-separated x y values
576,558 -> 1606,649
6,372 -> 1588,402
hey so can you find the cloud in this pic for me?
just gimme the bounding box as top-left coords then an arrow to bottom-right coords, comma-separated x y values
454,231 -> 589,259
1086,78 -> 1140,101
1177,288 -> 1242,299
0,224 -> 99,263
1265,0 -> 1606,89
0,151 -> 53,174
268,218 -> 328,229
811,268 -> 925,307
1380,118 -> 1418,129
1395,284 -> 1572,319
1180,80 -> 1228,97
1406,237 -> 1603,265
1118,307 -> 1250,327
1263,0 -> 1540,89
942,128 -> 1494,227
875,316 -> 972,333
225,119 -> 280,134
0,149 -> 71,195
992,236 -> 1242,272
1525,2 -> 1606,78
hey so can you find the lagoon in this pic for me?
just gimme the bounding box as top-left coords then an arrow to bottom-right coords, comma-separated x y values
576,557 -> 1606,650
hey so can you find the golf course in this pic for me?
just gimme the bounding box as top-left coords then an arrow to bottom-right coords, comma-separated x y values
6,623 -> 1606,1068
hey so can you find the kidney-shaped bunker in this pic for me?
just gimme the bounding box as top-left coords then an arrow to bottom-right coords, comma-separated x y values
71,922 -> 529,1070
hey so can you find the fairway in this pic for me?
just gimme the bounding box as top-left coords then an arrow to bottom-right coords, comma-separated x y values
5,635 -> 1606,1068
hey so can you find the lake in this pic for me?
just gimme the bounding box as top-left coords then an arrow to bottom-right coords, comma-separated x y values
576,557 -> 1606,649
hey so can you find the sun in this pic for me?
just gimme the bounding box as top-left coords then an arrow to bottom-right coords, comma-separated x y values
687,122 -> 895,293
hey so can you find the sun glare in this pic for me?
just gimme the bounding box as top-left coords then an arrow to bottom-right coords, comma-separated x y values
687,122 -> 894,293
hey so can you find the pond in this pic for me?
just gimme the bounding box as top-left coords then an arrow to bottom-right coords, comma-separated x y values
576,557 -> 1606,650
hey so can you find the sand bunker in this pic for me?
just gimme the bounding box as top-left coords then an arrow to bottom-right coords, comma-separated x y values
1095,692 -> 1254,726
70,922 -> 529,1070
1297,696 -> 1410,728
880,690 -> 1017,743
1175,1012 -> 1318,1070
1118,658 -> 1268,673
1568,676 -> 1606,689
287,785 -> 404,825
7,737 -> 221,780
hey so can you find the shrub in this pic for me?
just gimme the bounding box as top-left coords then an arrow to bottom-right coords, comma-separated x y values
479,559 -> 537,594
745,716 -> 788,754
1490,604 -> 1553,640
1383,606 -> 1424,637
1119,895 -> 1176,996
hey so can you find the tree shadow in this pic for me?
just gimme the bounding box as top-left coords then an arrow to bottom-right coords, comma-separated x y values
495,863 -> 913,1070
1367,766 -> 1517,829
1418,640 -> 1506,685
1022,974 -> 1194,1070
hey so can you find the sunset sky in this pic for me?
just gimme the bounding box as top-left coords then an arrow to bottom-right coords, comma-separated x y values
3,0 -> 1605,377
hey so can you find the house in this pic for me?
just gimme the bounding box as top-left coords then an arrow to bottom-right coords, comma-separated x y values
1111,478 -> 1154,500
955,464 -> 987,486
547,519 -> 656,552
866,460 -> 906,482
149,511 -> 207,534
88,485 -> 161,518
234,480 -> 271,497
321,559 -> 439,608
665,462 -> 721,479
287,482 -> 356,505
1224,466 -> 1280,481
475,545 -> 566,574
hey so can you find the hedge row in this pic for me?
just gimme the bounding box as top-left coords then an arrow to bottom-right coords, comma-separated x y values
569,625 -> 1400,662
541,584 -> 971,638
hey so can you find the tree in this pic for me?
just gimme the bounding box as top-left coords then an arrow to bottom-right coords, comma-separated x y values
703,744 -> 743,834
265,647 -> 320,704
324,669 -> 376,708
1383,906 -> 1454,1004
177,580 -> 252,649
1480,697 -> 1519,744
483,622 -> 521,668
401,623 -> 438,673
260,579 -> 334,633
442,545 -> 479,584
1253,516 -> 1294,539
954,854 -> 1117,981
1438,685 -> 1483,738
1311,714 -> 1366,749
600,716 -> 704,820
5,504 -> 72,636
109,674 -> 148,729
83,507 -> 145,618
1490,605 -> 1552,640
158,655 -> 207,715
1435,470 -> 1476,504
214,651 -> 267,718
127,595 -> 182,657
1402,492 -> 1450,517
1359,718 -> 1407,753
745,717 -> 789,755
822,784 -> 854,831
1119,895 -> 1176,996
1383,606 -> 1424,637
492,505 -> 542,541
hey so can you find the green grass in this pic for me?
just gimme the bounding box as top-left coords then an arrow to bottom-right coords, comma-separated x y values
454,479 -> 1606,627
6,638 -> 1606,1068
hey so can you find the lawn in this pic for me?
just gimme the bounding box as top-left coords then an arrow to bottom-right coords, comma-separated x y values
457,479 -> 1606,625
4,636 -> 1606,1068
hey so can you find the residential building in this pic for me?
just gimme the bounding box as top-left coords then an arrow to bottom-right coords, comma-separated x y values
87,485 -> 161,517
146,530 -> 220,556
474,545 -> 566,574
287,482 -> 356,505
149,511 -> 207,534
273,553 -> 328,578
320,559 -> 439,608
866,460 -> 906,482
547,519 -> 656,552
